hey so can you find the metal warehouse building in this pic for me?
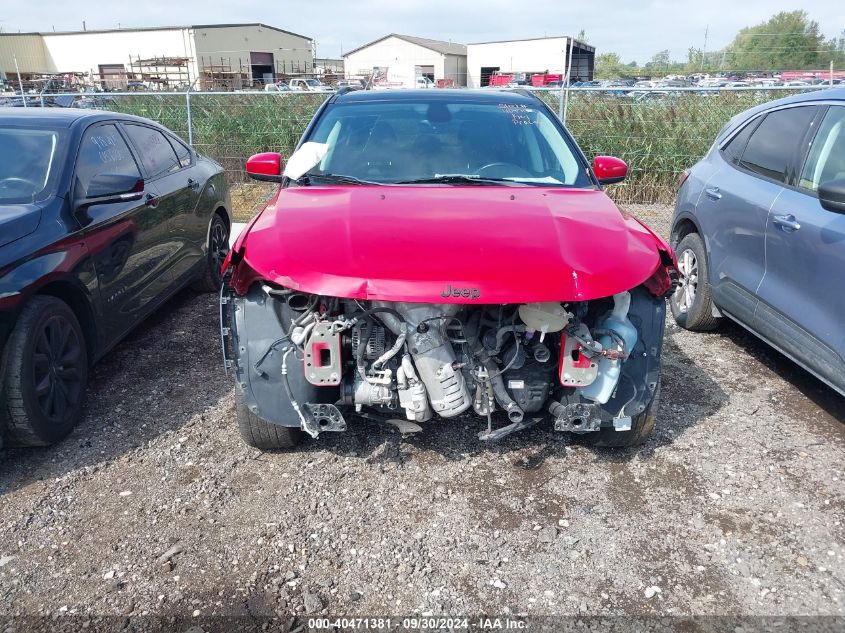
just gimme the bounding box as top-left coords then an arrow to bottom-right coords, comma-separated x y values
466,36 -> 595,88
342,34 -> 468,87
0,23 -> 314,90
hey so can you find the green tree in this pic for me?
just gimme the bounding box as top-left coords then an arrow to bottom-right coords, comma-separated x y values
595,52 -> 625,79
644,49 -> 671,73
724,10 -> 828,71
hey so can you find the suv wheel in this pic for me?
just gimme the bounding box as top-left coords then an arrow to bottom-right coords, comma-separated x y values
1,296 -> 88,446
670,233 -> 722,331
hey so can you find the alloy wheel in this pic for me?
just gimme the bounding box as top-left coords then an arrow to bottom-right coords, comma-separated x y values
210,219 -> 230,278
32,315 -> 84,422
674,248 -> 699,314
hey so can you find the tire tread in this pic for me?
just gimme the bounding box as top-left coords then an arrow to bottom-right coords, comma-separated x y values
235,388 -> 301,450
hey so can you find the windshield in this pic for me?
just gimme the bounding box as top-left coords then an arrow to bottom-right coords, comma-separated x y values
301,98 -> 591,186
0,127 -> 62,203
305,79 -> 321,87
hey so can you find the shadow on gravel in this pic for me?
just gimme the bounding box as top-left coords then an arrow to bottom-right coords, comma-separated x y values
718,320 -> 845,432
0,290 -> 231,496
290,325 -> 729,469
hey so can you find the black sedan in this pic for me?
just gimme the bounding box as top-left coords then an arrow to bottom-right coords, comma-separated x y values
0,108 -> 231,447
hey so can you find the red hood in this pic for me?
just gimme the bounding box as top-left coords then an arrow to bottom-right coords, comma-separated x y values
236,186 -> 664,303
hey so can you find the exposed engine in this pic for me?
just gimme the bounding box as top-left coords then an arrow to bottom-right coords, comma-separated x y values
226,284 -> 664,441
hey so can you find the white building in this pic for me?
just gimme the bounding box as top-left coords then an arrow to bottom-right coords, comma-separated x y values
0,23 -> 314,90
466,36 -> 595,88
342,34 -> 467,87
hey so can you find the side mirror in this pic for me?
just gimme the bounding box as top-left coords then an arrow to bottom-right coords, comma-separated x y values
593,155 -> 628,185
246,152 -> 283,182
818,179 -> 845,214
77,174 -> 144,209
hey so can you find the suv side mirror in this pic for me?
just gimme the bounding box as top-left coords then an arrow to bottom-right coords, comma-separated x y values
593,155 -> 628,185
77,174 -> 144,209
246,152 -> 284,182
818,179 -> 845,214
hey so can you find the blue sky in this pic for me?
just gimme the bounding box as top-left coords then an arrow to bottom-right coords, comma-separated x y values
2,0 -> 843,63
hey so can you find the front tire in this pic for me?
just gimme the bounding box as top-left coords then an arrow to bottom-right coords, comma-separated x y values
235,386 -> 302,450
582,382 -> 661,448
1,296 -> 89,447
192,213 -> 229,293
670,232 -> 721,331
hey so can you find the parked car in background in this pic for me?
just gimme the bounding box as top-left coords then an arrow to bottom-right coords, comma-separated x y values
0,108 -> 232,447
335,79 -> 365,91
672,89 -> 845,396
264,82 -> 292,93
221,89 -> 677,450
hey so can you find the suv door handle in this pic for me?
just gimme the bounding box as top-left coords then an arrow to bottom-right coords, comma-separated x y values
187,177 -> 200,191
773,214 -> 801,232
704,187 -> 722,200
145,193 -> 159,208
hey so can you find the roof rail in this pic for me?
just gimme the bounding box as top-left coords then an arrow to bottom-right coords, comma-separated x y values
508,88 -> 541,100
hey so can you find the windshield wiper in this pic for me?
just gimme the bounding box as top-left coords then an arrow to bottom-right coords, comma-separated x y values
393,175 -> 524,186
296,173 -> 382,186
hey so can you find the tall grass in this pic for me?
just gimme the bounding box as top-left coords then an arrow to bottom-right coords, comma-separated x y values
104,89 -> 796,212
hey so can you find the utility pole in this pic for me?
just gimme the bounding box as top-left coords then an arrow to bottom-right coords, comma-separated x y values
14,55 -> 26,107
701,24 -> 708,73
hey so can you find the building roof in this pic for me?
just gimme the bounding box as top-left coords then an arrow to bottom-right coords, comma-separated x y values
343,34 -> 467,58
467,36 -> 595,53
0,23 -> 312,41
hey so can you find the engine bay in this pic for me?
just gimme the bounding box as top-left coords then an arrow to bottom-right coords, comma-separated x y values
223,284 -> 666,441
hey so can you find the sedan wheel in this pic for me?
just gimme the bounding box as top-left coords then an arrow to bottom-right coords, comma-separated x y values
210,218 -> 229,279
33,314 -> 85,423
1,296 -> 89,446
193,213 -> 230,293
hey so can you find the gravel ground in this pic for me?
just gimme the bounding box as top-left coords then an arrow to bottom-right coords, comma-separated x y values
0,204 -> 843,626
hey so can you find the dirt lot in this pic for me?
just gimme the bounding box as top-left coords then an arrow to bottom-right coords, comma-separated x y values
0,204 -> 843,627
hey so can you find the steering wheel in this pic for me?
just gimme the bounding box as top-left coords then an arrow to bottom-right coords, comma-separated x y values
476,162 -> 533,179
0,177 -> 41,196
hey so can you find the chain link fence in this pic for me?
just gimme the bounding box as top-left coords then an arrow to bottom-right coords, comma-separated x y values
78,86 -> 819,219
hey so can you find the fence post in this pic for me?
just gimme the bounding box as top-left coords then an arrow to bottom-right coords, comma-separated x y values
185,87 -> 193,146
562,36 -> 574,125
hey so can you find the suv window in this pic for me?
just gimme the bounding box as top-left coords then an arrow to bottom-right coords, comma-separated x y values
798,106 -> 845,193
75,124 -> 141,200
721,118 -> 758,165
738,106 -> 819,183
123,124 -> 181,178
168,136 -> 192,168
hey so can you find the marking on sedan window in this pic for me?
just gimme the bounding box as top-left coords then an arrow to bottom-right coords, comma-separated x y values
89,134 -> 128,164
498,103 -> 536,126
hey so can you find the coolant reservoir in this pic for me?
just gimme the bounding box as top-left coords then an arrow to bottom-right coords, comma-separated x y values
579,292 -> 638,405
518,302 -> 570,339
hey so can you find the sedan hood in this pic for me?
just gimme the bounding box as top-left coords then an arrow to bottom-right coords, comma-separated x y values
0,203 -> 42,249
238,186 -> 663,303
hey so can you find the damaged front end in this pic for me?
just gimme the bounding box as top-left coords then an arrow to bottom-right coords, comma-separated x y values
221,271 -> 667,444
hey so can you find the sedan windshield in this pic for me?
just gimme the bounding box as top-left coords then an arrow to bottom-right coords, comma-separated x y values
302,98 -> 592,186
0,127 -> 61,204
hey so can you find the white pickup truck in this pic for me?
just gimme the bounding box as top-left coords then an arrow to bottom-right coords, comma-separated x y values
288,78 -> 334,93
